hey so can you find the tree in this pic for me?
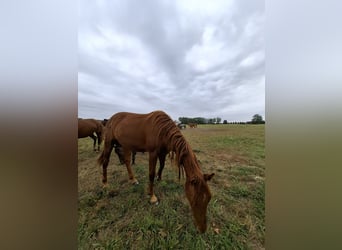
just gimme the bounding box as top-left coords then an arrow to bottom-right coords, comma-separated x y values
216,117 -> 221,124
251,114 -> 264,124
223,120 -> 228,124
178,117 -> 189,124
208,118 -> 214,124
193,117 -> 206,124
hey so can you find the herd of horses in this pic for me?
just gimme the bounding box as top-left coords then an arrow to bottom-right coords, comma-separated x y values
78,111 -> 213,233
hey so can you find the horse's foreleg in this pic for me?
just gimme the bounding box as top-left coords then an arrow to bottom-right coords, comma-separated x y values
157,152 -> 167,181
149,151 -> 158,204
123,150 -> 138,185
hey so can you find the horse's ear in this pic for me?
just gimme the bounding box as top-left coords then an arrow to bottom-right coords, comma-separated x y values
204,173 -> 215,181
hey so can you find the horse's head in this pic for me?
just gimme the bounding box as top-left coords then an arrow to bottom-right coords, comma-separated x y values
185,173 -> 214,233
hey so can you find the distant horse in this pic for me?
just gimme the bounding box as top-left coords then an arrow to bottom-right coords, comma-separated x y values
188,123 -> 197,128
177,123 -> 186,129
98,111 -> 214,233
78,118 -> 104,152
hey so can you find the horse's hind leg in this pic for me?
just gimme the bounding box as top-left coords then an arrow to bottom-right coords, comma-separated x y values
123,149 -> 138,185
148,151 -> 158,204
96,132 -> 102,152
114,145 -> 125,164
156,151 -> 167,181
132,151 -> 136,165
98,139 -> 114,186
90,134 -> 97,152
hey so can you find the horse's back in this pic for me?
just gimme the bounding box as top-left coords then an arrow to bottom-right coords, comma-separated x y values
107,111 -> 172,151
109,111 -> 167,129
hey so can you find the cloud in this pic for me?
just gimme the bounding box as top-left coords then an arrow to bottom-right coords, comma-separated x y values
78,0 -> 265,121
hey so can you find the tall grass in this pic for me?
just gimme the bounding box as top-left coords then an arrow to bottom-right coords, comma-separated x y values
78,124 -> 264,249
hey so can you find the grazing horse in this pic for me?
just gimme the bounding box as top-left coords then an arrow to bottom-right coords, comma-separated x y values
188,123 -> 197,128
98,111 -> 214,233
78,118 -> 104,152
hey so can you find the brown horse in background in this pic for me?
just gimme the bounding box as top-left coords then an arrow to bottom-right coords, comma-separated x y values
189,123 -> 197,128
78,118 -> 104,152
98,111 -> 214,233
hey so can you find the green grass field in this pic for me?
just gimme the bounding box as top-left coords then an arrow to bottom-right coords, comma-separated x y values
78,124 -> 265,249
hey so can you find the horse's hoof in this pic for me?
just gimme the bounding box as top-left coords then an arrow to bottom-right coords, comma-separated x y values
131,179 -> 139,185
150,200 -> 159,205
150,195 -> 158,204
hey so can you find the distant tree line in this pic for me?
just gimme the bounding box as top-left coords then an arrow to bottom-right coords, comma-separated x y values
178,114 -> 265,125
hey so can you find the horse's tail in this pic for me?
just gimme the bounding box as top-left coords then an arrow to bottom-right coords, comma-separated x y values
97,150 -> 106,166
96,123 -> 103,135
95,123 -> 105,143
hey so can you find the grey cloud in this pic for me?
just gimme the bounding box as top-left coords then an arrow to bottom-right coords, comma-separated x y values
79,0 -> 265,121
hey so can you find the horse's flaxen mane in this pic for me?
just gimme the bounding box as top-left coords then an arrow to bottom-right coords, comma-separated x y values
151,111 -> 202,180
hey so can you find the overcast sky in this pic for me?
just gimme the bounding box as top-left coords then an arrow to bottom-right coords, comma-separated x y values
78,0 -> 264,122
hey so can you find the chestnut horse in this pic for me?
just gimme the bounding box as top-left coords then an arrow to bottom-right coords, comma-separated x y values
98,111 -> 214,233
188,123 -> 197,128
78,118 -> 104,152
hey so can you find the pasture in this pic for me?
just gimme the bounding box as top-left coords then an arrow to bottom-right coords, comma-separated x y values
78,124 -> 265,249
